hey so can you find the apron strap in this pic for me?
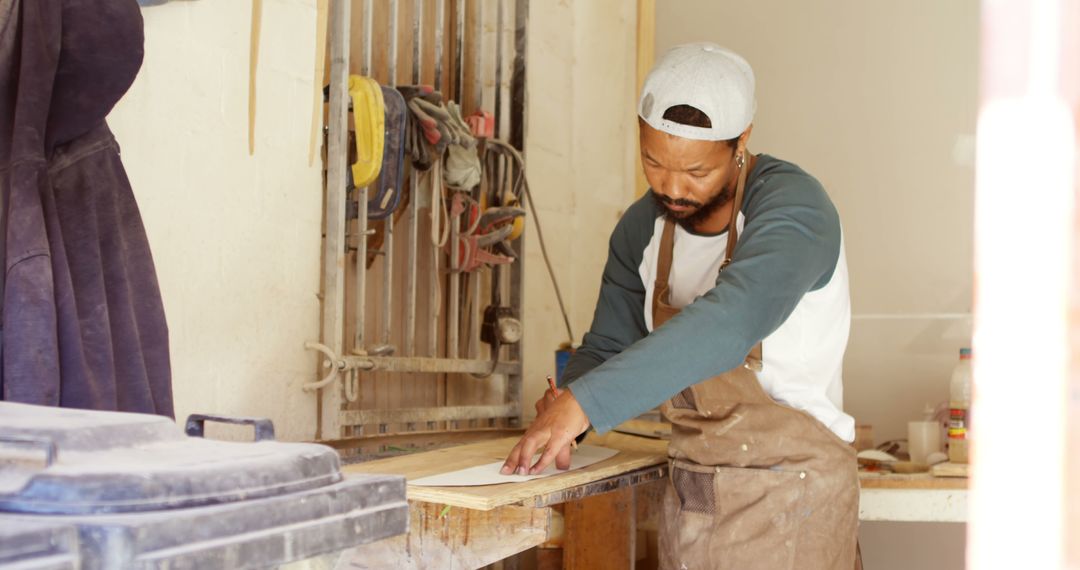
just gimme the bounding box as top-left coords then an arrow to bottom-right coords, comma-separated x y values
727,154 -> 761,366
653,217 -> 677,319
722,152 -> 752,267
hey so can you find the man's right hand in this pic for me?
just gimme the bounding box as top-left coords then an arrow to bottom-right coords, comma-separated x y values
502,387 -> 588,474
532,388 -> 572,470
534,387 -> 558,415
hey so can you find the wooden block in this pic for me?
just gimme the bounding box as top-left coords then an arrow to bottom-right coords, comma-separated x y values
930,461 -> 970,478
563,486 -> 635,570
891,461 -> 930,474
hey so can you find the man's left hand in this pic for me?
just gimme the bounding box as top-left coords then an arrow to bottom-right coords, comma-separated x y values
501,388 -> 590,475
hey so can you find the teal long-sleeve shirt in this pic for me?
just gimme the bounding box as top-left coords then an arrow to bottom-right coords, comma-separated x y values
561,154 -> 843,434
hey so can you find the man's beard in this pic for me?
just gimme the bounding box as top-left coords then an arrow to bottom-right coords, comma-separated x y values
651,183 -> 735,233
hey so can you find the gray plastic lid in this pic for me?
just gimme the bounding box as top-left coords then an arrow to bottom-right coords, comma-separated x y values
0,403 -> 342,515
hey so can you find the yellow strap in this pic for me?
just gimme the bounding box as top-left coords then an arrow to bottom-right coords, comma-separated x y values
348,76 -> 385,188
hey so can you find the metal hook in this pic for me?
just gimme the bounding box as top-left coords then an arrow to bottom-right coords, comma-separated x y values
345,369 -> 360,402
302,341 -> 347,392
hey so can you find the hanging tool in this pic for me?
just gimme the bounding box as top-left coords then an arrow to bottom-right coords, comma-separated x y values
471,139 -> 527,378
398,85 -> 445,170
368,86 -> 408,219
484,138 -> 575,345
481,305 -> 522,347
348,75 -> 385,188
445,194 -> 521,273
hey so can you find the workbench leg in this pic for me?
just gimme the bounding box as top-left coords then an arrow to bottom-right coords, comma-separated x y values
633,479 -> 665,570
562,486 -> 635,569
535,547 -> 563,570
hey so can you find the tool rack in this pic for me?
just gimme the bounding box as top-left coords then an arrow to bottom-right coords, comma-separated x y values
307,0 -> 531,455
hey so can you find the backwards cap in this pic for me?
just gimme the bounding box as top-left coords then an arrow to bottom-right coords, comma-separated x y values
638,43 -> 756,141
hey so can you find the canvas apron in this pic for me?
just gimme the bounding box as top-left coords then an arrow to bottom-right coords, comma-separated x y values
655,160 -> 860,570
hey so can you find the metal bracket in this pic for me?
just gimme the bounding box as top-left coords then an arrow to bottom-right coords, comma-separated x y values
303,341 -> 375,392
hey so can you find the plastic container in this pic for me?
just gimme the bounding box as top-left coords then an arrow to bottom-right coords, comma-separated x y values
555,343 -> 576,385
948,347 -> 973,463
908,405 -> 941,464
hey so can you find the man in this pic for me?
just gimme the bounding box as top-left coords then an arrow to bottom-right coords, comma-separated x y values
501,43 -> 859,569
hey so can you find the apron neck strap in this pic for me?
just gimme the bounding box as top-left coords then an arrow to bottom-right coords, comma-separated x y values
723,152 -> 752,266
655,216 -> 677,306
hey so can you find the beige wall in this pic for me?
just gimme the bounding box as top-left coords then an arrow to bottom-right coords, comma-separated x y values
520,0 -> 640,417
656,1 -> 977,569
109,0 -> 324,442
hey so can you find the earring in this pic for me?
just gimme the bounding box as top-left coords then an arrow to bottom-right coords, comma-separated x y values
736,153 -> 745,169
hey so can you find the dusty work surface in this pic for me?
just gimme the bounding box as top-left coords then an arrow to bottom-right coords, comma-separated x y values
858,471 -> 968,490
343,431 -> 669,511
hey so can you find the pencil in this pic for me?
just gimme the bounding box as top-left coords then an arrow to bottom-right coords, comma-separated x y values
547,375 -> 579,450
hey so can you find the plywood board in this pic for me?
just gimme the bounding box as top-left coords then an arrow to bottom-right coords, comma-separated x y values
929,461 -> 969,478
410,444 -> 618,486
344,432 -> 669,510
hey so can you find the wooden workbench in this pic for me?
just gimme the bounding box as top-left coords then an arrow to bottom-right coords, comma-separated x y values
339,431 -> 670,569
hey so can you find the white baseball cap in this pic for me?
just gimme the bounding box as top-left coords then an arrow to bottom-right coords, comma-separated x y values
638,43 -> 756,141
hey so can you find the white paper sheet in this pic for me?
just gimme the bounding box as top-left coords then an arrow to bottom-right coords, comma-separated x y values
409,444 -> 619,487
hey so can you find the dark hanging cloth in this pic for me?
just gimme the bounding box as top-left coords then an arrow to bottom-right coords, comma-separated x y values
0,0 -> 173,416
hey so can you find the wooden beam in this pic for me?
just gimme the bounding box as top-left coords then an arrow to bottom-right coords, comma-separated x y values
318,0 -> 351,440
340,403 -> 519,426
345,355 -> 521,375
317,427 -> 524,450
